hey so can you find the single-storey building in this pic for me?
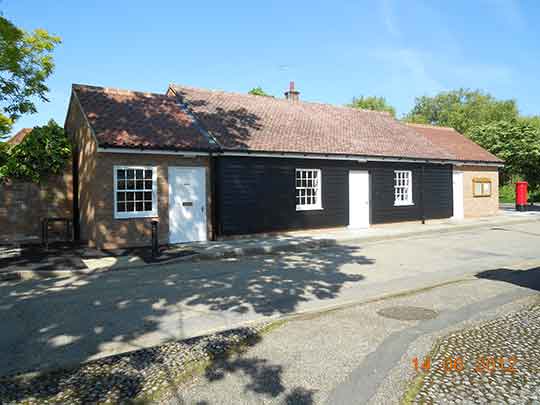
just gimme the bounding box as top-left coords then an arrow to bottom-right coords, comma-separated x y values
64,82 -> 503,249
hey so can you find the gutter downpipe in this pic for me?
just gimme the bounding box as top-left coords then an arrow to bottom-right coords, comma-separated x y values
421,164 -> 426,224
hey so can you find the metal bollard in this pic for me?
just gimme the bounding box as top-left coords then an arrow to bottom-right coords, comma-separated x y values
151,220 -> 159,258
42,218 -> 49,250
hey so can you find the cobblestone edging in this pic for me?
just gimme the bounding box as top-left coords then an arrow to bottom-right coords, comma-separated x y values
0,324 -> 273,405
409,304 -> 540,404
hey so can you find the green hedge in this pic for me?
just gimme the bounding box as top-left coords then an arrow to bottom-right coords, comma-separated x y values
0,120 -> 71,183
500,182 -> 540,203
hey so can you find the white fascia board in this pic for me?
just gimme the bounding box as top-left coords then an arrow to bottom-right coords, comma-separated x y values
97,147 -> 210,157
220,151 -> 368,162
96,147 -> 503,167
453,162 -> 504,168
219,151 -> 503,167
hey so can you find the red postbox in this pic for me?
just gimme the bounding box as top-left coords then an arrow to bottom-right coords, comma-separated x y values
516,181 -> 528,211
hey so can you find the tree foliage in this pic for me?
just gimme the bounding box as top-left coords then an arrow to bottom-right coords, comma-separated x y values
0,16 -> 61,138
0,120 -> 71,182
404,89 -> 518,135
0,140 -> 9,166
248,87 -> 272,97
348,96 -> 396,117
469,121 -> 540,190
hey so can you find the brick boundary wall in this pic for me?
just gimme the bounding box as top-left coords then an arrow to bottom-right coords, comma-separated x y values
0,164 -> 73,243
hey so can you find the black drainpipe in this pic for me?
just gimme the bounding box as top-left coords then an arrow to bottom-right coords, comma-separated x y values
420,164 -> 426,224
210,152 -> 219,240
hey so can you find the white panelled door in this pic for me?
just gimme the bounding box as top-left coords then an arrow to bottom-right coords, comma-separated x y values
168,167 -> 207,243
452,170 -> 464,220
349,170 -> 370,228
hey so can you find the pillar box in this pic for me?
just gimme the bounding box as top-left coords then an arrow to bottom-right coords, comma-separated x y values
516,181 -> 528,211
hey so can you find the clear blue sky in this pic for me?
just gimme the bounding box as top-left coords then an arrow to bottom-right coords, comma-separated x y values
4,0 -> 540,135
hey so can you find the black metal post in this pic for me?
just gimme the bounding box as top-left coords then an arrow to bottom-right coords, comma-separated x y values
42,218 -> 49,250
421,165 -> 426,224
151,220 -> 159,258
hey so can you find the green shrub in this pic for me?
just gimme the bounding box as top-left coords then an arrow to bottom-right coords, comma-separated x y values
500,180 -> 540,203
499,183 -> 515,203
0,142 -> 10,167
0,120 -> 71,182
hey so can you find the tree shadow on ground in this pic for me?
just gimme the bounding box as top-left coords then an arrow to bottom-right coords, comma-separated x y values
0,243 -> 88,272
475,266 -> 540,292
0,243 -> 373,403
200,344 -> 316,405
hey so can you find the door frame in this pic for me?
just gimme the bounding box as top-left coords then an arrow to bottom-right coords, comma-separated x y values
452,170 -> 464,220
348,170 -> 371,228
168,166 -> 208,244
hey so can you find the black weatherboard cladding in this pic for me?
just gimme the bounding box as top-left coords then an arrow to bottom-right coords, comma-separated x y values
215,156 -> 453,236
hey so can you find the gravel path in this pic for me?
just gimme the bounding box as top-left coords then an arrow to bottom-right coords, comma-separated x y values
411,304 -> 540,403
0,325 -> 268,405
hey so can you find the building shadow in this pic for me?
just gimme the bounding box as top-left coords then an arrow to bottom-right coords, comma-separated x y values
475,266 -> 540,292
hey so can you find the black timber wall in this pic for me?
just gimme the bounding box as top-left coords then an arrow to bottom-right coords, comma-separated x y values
215,156 -> 453,236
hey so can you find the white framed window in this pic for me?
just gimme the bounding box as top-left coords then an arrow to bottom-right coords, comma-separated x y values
114,166 -> 158,219
473,178 -> 492,197
394,170 -> 414,206
296,168 -> 322,211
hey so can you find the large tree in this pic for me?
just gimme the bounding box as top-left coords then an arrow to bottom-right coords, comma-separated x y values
405,89 -> 518,135
469,120 -> 540,190
0,16 -> 61,138
348,96 -> 395,117
248,87 -> 272,97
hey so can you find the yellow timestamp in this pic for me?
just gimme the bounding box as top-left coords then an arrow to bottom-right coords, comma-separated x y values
412,356 -> 518,373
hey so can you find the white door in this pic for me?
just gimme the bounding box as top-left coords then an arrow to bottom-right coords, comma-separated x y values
453,170 -> 464,220
349,171 -> 370,228
168,167 -> 207,243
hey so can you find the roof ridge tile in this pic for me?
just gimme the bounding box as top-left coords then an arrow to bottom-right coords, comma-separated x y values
73,83 -> 170,99
169,83 -> 393,116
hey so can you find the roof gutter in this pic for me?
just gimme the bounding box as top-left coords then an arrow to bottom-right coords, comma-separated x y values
217,150 -> 504,167
95,147 -> 503,167
96,147 -> 211,157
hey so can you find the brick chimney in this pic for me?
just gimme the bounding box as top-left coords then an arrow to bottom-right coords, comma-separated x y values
284,81 -> 300,101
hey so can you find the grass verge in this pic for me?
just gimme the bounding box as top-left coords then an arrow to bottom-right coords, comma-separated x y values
401,340 -> 442,405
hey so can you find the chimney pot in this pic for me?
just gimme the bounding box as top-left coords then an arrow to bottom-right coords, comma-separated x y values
285,81 -> 300,101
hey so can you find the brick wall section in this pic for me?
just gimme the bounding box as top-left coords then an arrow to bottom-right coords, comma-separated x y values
0,167 -> 72,243
65,93 -> 98,244
461,166 -> 499,218
66,91 -> 212,249
89,153 -> 211,249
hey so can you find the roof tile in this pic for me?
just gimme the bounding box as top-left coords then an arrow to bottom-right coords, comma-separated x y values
72,84 -> 218,151
170,84 -> 455,160
7,128 -> 32,145
406,123 -> 503,163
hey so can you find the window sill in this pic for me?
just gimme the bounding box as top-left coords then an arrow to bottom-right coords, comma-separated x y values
114,212 -> 158,220
394,202 -> 415,207
296,206 -> 324,212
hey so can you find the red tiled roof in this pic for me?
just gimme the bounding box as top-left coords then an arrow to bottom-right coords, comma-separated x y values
73,83 -> 499,163
168,85 -> 455,160
7,128 -> 32,145
406,123 -> 503,163
72,84 -> 218,151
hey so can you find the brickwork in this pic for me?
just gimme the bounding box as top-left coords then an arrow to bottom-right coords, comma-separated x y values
88,152 -> 210,249
461,166 -> 499,218
66,92 -> 211,249
0,167 -> 72,243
